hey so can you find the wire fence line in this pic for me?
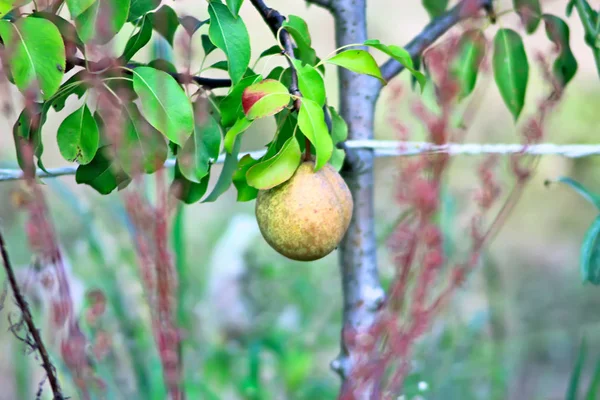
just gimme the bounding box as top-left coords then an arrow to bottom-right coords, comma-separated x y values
1,141 -> 600,182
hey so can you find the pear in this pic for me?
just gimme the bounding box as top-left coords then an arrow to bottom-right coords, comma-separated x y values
255,161 -> 353,261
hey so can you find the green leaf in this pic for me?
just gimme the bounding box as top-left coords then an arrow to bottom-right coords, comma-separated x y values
492,29 -> 529,121
208,0 -> 251,84
546,177 -> 600,211
132,66 -> 194,146
128,0 -> 160,22
0,17 -> 65,100
147,58 -> 178,74
32,12 -> 84,52
542,14 -> 578,86
49,71 -> 89,112
150,5 -> 179,45
57,104 -> 99,164
247,135 -> 301,189
282,15 -> 316,65
224,117 -> 252,153
202,135 -> 241,202
514,0 -> 542,33
0,0 -> 30,18
220,74 -> 262,127
298,98 -> 333,171
259,45 -> 282,59
581,216 -> 600,285
76,146 -> 130,194
326,49 -> 385,84
180,16 -> 207,36
585,356 -> 600,400
75,0 -> 129,44
171,162 -> 211,204
114,103 -> 168,174
66,0 -> 95,19
233,154 -> 259,201
12,106 -> 44,171
121,13 -> 152,62
329,107 -> 347,171
242,79 -> 291,120
451,30 -> 486,99
567,339 -> 587,400
292,59 -> 325,106
226,0 -> 243,17
201,34 -> 217,55
422,0 -> 448,18
177,113 -> 222,182
364,39 -> 425,89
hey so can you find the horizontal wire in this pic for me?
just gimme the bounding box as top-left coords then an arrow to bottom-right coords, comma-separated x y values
1,141 -> 600,182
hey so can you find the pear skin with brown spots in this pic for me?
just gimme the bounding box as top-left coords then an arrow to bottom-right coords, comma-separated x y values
255,161 -> 353,261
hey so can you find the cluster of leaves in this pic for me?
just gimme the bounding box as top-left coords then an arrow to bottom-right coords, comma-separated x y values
439,0 -> 578,120
0,0 -> 425,205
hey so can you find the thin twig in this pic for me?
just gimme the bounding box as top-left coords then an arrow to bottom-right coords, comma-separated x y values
380,0 -> 494,81
0,229 -> 64,400
249,0 -> 302,107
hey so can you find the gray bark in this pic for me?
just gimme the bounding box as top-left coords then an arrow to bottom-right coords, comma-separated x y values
330,0 -> 385,380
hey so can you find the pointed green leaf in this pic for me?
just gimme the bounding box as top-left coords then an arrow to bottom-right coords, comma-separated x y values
177,113 -> 222,183
49,71 -> 89,112
202,135 -> 241,202
0,17 -> 65,100
546,177 -> 600,210
514,0 -> 542,33
422,0 -> 449,18
326,49 -> 385,84
329,106 -> 347,171
282,15 -> 316,65
246,136 -> 301,189
128,0 -> 160,22
66,0 -> 95,19
220,74 -> 262,127
259,45 -> 282,59
76,146 -> 130,194
32,12 -> 84,52
150,5 -> 179,45
543,14 -> 578,86
292,59 -> 325,106
57,104 -> 99,165
224,117 -> 252,153
121,13 -> 153,62
364,39 -> 425,89
226,0 -> 243,17
13,106 -> 44,172
451,30 -> 486,99
567,339 -> 587,400
75,0 -> 129,44
115,103 -> 168,174
208,0 -> 251,84
493,29 -> 529,121
242,79 -> 291,120
132,66 -> 194,146
298,98 -> 333,171
581,216 -> 600,285
171,162 -> 211,204
180,16 -> 207,36
201,34 -> 217,55
585,356 -> 600,400
233,154 -> 259,201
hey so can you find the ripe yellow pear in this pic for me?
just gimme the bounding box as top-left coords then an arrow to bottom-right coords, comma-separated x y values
255,161 -> 353,261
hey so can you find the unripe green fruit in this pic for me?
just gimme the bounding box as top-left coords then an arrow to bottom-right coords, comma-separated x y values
255,161 -> 353,261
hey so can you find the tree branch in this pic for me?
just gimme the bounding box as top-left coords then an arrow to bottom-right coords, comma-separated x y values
249,0 -> 301,105
380,0 -> 494,81
331,0 -> 385,386
0,229 -> 65,400
67,57 -> 232,89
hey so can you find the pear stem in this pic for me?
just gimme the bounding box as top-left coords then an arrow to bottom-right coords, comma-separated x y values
304,138 -> 312,161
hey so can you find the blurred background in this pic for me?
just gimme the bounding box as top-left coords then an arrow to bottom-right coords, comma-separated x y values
2,0 -> 600,399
